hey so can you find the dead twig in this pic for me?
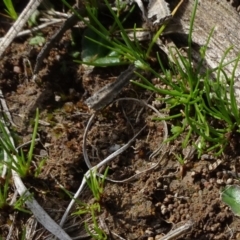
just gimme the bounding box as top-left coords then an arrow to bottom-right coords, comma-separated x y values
85,64 -> 137,110
0,19 -> 64,40
159,220 -> 194,240
0,89 -> 17,127
0,0 -> 43,57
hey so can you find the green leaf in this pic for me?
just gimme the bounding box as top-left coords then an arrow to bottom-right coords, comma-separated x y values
93,56 -> 122,65
81,28 -> 126,66
29,35 -> 45,46
81,27 -> 110,63
221,185 -> 240,216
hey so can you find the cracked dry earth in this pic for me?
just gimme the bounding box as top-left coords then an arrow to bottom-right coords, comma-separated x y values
2,1 -> 240,240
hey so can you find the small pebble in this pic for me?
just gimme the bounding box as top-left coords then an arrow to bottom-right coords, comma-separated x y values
163,197 -> 170,203
168,204 -> 173,210
210,223 -> 220,232
145,229 -> 154,236
209,178 -> 216,183
191,171 -> 196,177
13,66 -> 21,73
161,205 -> 168,215
216,179 -> 224,185
148,237 -> 154,240
108,144 -> 121,153
226,178 -> 233,184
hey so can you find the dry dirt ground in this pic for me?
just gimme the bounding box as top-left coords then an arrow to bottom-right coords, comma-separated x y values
1,1 -> 240,240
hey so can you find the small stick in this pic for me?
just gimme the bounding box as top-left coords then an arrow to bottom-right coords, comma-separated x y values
159,220 -> 194,240
33,13 -> 80,77
0,19 -> 64,40
0,89 -> 16,127
85,64 -> 136,110
0,0 -> 43,57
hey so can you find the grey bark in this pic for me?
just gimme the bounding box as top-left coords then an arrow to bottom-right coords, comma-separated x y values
166,0 -> 240,105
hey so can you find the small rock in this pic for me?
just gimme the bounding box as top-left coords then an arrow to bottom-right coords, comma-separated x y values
216,179 -> 224,185
145,228 -> 154,236
226,178 -> 233,184
13,66 -> 21,73
155,235 -> 164,240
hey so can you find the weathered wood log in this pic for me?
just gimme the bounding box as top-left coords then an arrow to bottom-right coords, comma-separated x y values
166,0 -> 240,105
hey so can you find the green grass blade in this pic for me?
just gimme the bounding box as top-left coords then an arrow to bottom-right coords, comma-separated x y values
27,109 -> 39,165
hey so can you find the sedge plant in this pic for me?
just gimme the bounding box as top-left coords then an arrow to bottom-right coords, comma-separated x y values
13,191 -> 33,213
72,167 -> 109,240
0,109 -> 41,212
0,169 -> 32,212
0,109 -> 40,177
132,0 -> 240,156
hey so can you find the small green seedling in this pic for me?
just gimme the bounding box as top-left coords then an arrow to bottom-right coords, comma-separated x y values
174,153 -> 185,166
0,109 -> 40,177
0,171 -> 32,213
13,191 -> 33,214
85,167 -> 108,202
15,108 -> 40,177
73,167 -> 109,239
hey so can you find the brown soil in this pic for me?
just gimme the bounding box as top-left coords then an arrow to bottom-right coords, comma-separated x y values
1,1 -> 240,240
